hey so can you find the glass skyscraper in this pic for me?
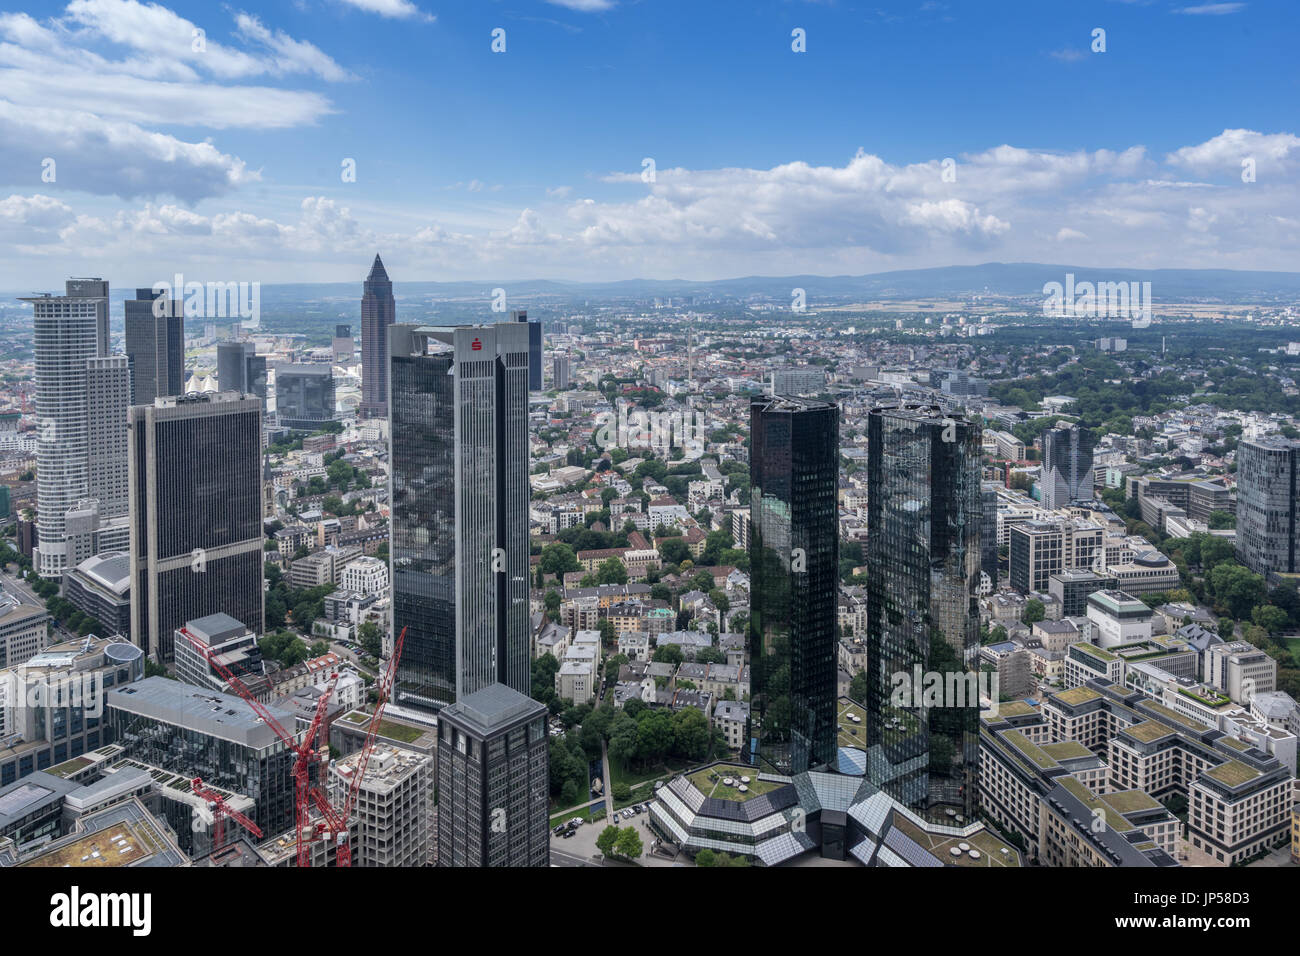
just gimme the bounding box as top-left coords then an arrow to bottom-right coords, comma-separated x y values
389,323 -> 531,712
865,404 -> 983,824
1041,423 -> 1095,510
124,288 -> 185,405
747,396 -> 840,775
1236,436 -> 1300,576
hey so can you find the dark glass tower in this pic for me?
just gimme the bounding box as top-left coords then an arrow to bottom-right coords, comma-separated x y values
389,323 -> 531,712
274,364 -> 336,430
747,397 -> 840,775
124,288 -> 185,404
128,392 -> 264,662
216,341 -> 268,401
1041,423 -> 1095,510
866,404 -> 982,824
1236,437 -> 1300,575
360,254 -> 396,418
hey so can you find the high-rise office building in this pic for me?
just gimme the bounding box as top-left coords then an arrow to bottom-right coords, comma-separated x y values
216,341 -> 268,401
1041,423 -> 1095,510
1236,437 -> 1300,576
980,481 -> 1000,590
511,309 -> 542,391
865,404 -> 982,824
333,324 -> 354,364
23,279 -> 113,579
124,288 -> 185,404
359,254 -> 396,419
128,392 -> 264,662
389,323 -> 531,711
435,682 -> 549,867
86,356 -> 132,522
275,364 -> 336,430
747,397 -> 840,775
105,676 -> 298,835
552,353 -> 571,390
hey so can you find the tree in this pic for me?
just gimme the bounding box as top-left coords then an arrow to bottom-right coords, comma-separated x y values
358,621 -> 382,658
596,825 -> 621,858
1022,599 -> 1046,625
614,826 -> 643,861
597,557 -> 628,585
652,643 -> 684,666
608,712 -> 640,765
848,671 -> 869,703
695,848 -> 717,867
671,706 -> 709,760
1251,604 -> 1289,635
605,653 -> 628,683
708,589 -> 730,614
539,542 -> 581,576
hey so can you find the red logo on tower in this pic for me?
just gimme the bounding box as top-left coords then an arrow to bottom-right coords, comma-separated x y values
471,338 -> 482,351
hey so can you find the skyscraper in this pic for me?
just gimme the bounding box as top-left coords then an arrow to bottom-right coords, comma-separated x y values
333,324 -> 354,364
865,404 -> 982,824
216,341 -> 267,401
389,323 -> 531,712
1236,436 -> 1300,576
435,683 -> 549,867
747,396 -> 840,775
23,279 -> 112,579
274,363 -> 336,430
510,309 -> 542,392
552,353 -> 571,390
980,481 -> 1001,590
1041,423 -> 1095,510
86,355 -> 132,525
124,288 -> 185,404
359,254 -> 396,419
128,392 -> 264,662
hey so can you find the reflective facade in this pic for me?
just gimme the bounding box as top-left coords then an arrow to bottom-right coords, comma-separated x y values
124,288 -> 185,404
389,324 -> 531,712
1236,437 -> 1300,575
865,404 -> 982,824
1041,423 -> 1095,510
747,397 -> 840,775
217,341 -> 268,401
274,364 -> 335,430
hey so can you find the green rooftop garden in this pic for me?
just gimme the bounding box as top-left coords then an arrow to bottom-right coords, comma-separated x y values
686,765 -> 782,803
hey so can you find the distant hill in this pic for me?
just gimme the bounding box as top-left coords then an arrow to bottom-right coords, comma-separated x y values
8,262 -> 1300,307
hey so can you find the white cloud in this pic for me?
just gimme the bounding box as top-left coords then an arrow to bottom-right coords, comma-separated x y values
0,2 -> 342,201
6,130 -> 1300,282
1173,3 -> 1246,14
1166,129 -> 1300,178
335,0 -> 435,21
546,0 -> 616,11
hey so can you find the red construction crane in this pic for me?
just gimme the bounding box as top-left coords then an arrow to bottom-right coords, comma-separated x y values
317,625 -> 408,867
192,776 -> 264,857
176,626 -> 338,868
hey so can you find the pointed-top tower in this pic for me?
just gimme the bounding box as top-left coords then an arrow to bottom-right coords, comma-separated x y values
360,253 -> 396,418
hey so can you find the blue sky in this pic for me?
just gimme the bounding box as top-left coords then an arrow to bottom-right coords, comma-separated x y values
1,0 -> 1297,286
